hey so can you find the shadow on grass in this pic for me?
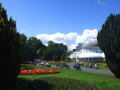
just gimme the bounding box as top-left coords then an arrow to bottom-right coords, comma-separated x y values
29,80 -> 54,90
15,78 -> 31,90
15,77 -> 98,90
15,78 -> 54,90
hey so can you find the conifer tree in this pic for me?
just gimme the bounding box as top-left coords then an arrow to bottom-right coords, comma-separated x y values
97,14 -> 120,78
0,3 -> 21,89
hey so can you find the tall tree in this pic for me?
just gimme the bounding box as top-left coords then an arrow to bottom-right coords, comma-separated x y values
43,41 -> 68,61
26,37 -> 45,60
97,14 -> 120,78
0,3 -> 21,89
20,33 -> 28,62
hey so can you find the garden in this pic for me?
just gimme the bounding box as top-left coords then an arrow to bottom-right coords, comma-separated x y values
1,2 -> 120,90
14,64 -> 120,90
20,64 -> 59,75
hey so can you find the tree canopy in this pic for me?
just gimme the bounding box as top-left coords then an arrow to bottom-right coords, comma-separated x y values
19,35 -> 69,62
43,41 -> 68,61
20,36 -> 45,61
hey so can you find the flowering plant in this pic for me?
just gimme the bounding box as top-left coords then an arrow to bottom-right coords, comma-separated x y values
19,69 -> 59,75
104,65 -> 108,68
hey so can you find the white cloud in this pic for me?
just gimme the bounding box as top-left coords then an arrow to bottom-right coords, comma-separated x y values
97,0 -> 105,5
36,29 -> 98,51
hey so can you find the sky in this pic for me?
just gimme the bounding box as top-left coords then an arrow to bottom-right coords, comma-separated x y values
1,0 -> 120,50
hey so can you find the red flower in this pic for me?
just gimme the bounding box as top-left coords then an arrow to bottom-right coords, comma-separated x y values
19,69 -> 60,75
104,65 -> 108,68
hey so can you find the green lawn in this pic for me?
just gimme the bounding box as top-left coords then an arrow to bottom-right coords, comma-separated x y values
81,62 -> 109,70
16,66 -> 120,90
98,63 -> 109,70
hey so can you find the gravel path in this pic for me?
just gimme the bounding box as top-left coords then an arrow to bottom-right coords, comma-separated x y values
80,67 -> 113,75
67,63 -> 113,75
48,62 -> 113,75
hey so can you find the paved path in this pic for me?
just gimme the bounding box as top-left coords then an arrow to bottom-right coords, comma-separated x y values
67,62 -> 113,75
50,62 -> 113,75
80,67 -> 113,75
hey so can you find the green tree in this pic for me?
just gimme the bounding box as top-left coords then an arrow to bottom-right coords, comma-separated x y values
0,3 -> 21,89
37,48 -> 45,58
43,41 -> 68,61
53,55 -> 58,60
61,53 -> 66,61
97,14 -> 120,78
61,52 -> 71,62
26,37 -> 45,60
20,33 -> 27,62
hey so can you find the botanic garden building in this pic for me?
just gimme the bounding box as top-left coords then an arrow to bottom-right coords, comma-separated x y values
69,38 -> 105,63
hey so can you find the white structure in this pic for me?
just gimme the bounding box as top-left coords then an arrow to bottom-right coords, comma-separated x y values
69,38 -> 105,63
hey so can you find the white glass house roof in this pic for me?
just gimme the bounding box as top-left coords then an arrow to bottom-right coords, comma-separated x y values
69,38 -> 105,59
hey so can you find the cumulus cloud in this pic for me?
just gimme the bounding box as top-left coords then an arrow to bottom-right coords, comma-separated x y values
36,29 -> 98,51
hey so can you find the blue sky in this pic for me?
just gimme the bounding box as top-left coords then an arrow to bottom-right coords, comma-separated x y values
1,0 -> 120,50
1,0 -> 120,37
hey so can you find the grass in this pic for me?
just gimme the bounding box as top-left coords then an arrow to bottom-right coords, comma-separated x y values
20,64 -> 35,70
98,63 -> 109,70
16,65 -> 120,90
20,64 -> 53,70
31,77 -> 97,90
81,62 -> 109,70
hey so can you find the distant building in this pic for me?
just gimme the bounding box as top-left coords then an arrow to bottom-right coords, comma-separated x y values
69,38 -> 105,63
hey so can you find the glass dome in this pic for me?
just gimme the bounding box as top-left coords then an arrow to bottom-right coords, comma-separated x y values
82,39 -> 98,49
69,38 -> 105,63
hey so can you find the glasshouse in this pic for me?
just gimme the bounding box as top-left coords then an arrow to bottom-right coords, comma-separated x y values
69,38 -> 105,63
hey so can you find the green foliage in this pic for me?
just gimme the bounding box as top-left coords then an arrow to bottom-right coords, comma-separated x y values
43,41 -> 68,61
97,13 -> 120,78
46,61 -> 66,65
21,36 -> 45,61
61,52 -> 71,62
52,55 -> 58,60
26,37 -> 43,60
20,33 -> 28,62
27,37 -> 45,52
0,3 -> 21,89
19,37 -> 68,61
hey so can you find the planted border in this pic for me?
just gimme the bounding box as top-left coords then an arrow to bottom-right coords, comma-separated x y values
19,69 -> 59,75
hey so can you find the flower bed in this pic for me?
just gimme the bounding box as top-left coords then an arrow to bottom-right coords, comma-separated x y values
104,65 -> 108,68
19,69 -> 59,75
